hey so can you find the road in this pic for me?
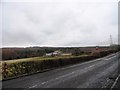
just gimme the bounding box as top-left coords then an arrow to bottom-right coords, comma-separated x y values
2,53 -> 120,89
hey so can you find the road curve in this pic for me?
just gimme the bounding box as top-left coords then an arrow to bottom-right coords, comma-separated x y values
2,53 -> 120,88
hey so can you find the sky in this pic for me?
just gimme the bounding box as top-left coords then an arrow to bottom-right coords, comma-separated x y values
1,0 -> 119,47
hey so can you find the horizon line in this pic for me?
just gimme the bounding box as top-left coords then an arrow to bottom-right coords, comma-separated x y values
1,44 -> 115,48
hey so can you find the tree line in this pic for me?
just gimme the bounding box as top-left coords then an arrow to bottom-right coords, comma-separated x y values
2,46 -> 117,60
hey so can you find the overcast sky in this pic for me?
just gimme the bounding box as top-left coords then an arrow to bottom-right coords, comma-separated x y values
1,0 -> 118,47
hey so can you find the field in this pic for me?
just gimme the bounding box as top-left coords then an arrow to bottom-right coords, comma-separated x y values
2,54 -> 89,64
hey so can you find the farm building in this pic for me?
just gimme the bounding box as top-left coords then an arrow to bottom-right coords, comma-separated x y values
45,50 -> 62,57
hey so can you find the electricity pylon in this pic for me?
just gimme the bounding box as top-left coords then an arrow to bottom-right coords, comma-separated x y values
110,35 -> 113,46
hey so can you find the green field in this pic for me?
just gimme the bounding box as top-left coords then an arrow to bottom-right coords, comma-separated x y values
2,55 -> 89,64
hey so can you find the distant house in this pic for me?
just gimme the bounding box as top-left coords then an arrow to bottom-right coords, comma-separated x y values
45,53 -> 53,56
45,50 -> 62,57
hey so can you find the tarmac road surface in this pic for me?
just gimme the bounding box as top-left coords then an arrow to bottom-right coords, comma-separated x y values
2,53 -> 120,89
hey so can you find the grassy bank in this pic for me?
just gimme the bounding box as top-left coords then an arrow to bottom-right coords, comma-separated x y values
1,50 -> 117,80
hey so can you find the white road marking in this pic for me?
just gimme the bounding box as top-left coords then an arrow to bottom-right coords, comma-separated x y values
105,59 -> 110,61
29,85 -> 38,88
41,81 -> 48,85
26,53 -> 117,89
60,53 -> 117,70
59,58 -> 101,70
27,64 -> 96,89
88,65 -> 95,68
24,84 -> 38,90
110,74 -> 120,89
105,56 -> 117,61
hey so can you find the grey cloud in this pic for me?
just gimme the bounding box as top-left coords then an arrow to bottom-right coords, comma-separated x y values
2,2 -> 118,47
